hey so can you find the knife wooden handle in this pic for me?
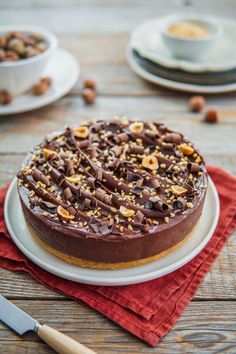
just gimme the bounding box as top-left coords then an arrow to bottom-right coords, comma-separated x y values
37,324 -> 97,354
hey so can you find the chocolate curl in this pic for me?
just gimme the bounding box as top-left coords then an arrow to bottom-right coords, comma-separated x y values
164,132 -> 182,144
109,158 -> 121,170
135,210 -> 145,223
51,168 -> 63,183
187,162 -> 201,173
111,145 -> 122,157
67,206 -> 77,216
173,197 -> 187,210
149,178 -> 160,189
57,159 -> 65,172
162,142 -> 174,150
114,133 -> 129,144
129,146 -> 144,154
96,169 -> 103,181
32,168 -> 50,187
87,177 -> 96,189
95,188 -> 107,202
145,129 -> 158,139
149,196 -> 169,211
66,160 -> 75,176
77,139 -> 89,148
63,187 -> 74,202
87,147 -> 98,158
83,198 -> 91,210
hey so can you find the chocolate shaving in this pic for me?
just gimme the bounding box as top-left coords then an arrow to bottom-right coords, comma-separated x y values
135,210 -> 145,223
83,198 -> 91,209
63,187 -> 74,201
77,139 -> 89,149
164,133 -> 182,144
149,196 -> 169,211
67,206 -> 77,216
129,146 -> 144,154
32,168 -> 50,187
87,177 -> 96,189
99,224 -> 112,236
173,197 -> 187,210
66,160 -> 75,176
111,145 -> 122,157
132,187 -> 143,196
162,142 -> 174,150
127,172 -> 140,182
51,168 -> 63,183
114,133 -> 129,144
149,179 -> 160,189
136,178 -> 144,188
187,162 -> 201,173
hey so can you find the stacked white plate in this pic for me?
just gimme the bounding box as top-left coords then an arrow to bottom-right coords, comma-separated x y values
127,16 -> 236,93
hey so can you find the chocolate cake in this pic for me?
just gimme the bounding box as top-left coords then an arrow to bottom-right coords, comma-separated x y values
17,118 -> 208,269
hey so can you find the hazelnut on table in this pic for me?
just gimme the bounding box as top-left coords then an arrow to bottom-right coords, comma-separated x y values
81,88 -> 96,104
203,109 -> 219,124
188,95 -> 205,112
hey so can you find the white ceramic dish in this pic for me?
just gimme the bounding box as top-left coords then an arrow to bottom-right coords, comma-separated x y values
160,14 -> 221,60
0,25 -> 58,95
4,177 -> 219,286
130,17 -> 236,73
127,46 -> 236,94
0,47 -> 79,115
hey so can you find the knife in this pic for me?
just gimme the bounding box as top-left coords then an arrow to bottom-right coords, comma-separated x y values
0,295 -> 97,354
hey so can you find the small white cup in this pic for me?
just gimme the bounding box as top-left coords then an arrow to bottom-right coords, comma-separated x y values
160,14 -> 222,60
0,26 -> 58,95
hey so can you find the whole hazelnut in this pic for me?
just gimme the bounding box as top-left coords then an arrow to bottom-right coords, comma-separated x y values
8,38 -> 25,55
84,79 -> 96,90
0,35 -> 6,48
81,88 -> 96,105
37,41 -> 47,52
25,45 -> 39,57
188,95 -> 205,112
5,50 -> 19,61
0,90 -> 12,105
203,109 -> 219,124
41,77 -> 52,87
0,48 -> 6,61
33,82 -> 49,95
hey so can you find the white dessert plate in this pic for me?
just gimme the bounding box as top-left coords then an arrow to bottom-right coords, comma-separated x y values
127,46 -> 236,94
4,177 -> 219,286
0,47 -> 79,116
130,17 -> 236,73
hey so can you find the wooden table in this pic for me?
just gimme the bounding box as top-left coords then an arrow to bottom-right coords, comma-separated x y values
0,1 -> 236,353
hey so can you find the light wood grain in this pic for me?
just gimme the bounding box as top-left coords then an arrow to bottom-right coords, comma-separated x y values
0,300 -> 235,353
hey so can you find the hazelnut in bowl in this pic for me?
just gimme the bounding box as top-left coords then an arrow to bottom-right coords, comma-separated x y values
0,26 -> 57,95
160,14 -> 222,60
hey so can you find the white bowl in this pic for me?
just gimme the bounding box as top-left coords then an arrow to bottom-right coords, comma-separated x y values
0,26 -> 58,95
160,14 -> 222,60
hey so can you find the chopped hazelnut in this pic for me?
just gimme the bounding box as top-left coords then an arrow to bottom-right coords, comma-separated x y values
142,155 -> 159,170
179,143 -> 194,156
203,109 -> 219,124
170,185 -> 188,196
188,95 -> 205,112
57,205 -> 75,220
43,148 -> 58,159
129,121 -> 144,134
65,174 -> 81,184
120,206 -> 135,218
73,126 -> 89,139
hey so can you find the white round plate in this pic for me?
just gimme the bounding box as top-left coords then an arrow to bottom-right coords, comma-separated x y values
0,47 -> 79,116
127,46 -> 236,94
130,17 -> 236,73
4,177 -> 219,286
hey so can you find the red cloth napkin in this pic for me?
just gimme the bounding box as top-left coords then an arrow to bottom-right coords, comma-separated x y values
0,166 -> 236,347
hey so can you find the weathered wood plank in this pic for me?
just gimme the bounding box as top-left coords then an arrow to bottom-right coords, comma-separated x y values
0,96 -> 236,155
0,300 -> 235,353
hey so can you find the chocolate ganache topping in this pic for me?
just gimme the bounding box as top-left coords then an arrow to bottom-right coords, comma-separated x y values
17,118 -> 208,241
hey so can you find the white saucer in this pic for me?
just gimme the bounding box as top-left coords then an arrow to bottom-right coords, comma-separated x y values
127,46 -> 236,94
4,177 -> 219,286
0,48 -> 79,116
130,17 -> 236,73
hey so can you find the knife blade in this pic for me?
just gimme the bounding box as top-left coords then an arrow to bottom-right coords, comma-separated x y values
0,294 -> 38,335
0,294 -> 97,354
